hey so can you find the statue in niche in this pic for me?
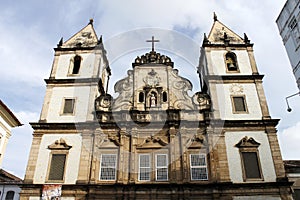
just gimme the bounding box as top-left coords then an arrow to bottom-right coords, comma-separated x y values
150,93 -> 156,107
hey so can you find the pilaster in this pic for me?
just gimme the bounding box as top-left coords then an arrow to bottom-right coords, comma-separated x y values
23,133 -> 43,183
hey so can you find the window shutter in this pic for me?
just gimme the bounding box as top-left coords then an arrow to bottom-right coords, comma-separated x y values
242,152 -> 261,179
233,97 -> 246,112
48,154 -> 66,180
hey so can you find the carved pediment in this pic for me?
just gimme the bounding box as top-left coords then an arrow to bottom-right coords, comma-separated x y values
187,134 -> 205,149
48,138 -> 72,150
235,136 -> 260,148
137,135 -> 168,149
97,134 -> 121,148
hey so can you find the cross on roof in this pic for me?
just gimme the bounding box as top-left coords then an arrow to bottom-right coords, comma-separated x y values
146,36 -> 159,52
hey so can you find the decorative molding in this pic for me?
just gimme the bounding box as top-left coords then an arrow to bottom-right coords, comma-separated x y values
230,83 -> 244,94
97,133 -> 121,148
143,69 -> 161,87
133,51 -> 173,67
137,135 -> 168,149
48,138 -> 72,150
186,134 -> 205,149
235,136 -> 260,148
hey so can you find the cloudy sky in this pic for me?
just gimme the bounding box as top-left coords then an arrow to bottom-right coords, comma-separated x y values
0,0 -> 299,178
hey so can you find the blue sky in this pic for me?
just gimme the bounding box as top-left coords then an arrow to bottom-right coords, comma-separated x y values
0,0 -> 299,178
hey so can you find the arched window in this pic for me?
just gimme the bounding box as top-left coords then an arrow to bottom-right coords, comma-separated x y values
139,92 -> 144,103
162,91 -> 168,102
72,55 -> 81,74
225,52 -> 238,71
5,191 -> 15,200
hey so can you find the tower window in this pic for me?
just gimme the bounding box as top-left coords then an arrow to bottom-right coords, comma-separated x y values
225,52 -> 238,71
241,152 -> 261,179
139,92 -> 144,103
162,91 -> 168,102
62,98 -> 75,114
100,154 -> 117,180
72,55 -> 81,74
190,154 -> 208,180
232,96 -> 247,113
235,136 -> 263,181
48,154 -> 66,181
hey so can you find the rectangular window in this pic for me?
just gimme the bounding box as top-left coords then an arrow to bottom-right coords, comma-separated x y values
63,99 -> 75,114
241,152 -> 261,179
156,154 -> 168,181
190,154 -> 208,180
48,154 -> 66,181
232,96 -> 247,112
139,154 -> 151,181
100,154 -> 117,180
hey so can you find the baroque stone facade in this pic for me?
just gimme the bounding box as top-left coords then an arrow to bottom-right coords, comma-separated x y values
20,17 -> 293,199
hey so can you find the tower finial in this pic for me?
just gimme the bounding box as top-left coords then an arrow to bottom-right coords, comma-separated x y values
89,18 -> 94,25
213,12 -> 218,22
57,37 -> 63,47
98,35 -> 103,44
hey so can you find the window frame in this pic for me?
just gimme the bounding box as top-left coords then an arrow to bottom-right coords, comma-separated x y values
235,136 -> 264,182
189,153 -> 208,181
138,153 -> 169,182
231,95 -> 248,114
46,151 -> 68,183
138,154 -> 151,181
99,154 -> 117,181
61,98 -> 76,115
239,148 -> 263,181
155,154 -> 168,181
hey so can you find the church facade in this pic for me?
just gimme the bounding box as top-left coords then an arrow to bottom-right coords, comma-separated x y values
20,17 -> 293,199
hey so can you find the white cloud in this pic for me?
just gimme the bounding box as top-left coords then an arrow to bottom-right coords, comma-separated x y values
278,121 -> 300,160
1,111 -> 39,178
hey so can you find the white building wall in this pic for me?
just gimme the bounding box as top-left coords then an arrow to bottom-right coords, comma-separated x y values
0,185 -> 21,200
225,131 -> 277,183
0,115 -> 12,167
46,86 -> 95,122
55,53 -> 96,79
33,134 -> 82,184
209,50 -> 253,75
215,83 -> 262,120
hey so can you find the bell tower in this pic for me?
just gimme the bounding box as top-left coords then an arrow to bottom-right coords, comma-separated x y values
23,20 -> 111,185
198,14 -> 287,187
39,19 -> 110,123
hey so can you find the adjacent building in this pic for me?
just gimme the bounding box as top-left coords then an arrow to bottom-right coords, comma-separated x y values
20,17 -> 293,199
276,0 -> 300,90
0,100 -> 22,200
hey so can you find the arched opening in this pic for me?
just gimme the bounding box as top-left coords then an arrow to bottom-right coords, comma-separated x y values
225,52 -> 238,71
72,55 -> 81,74
139,92 -> 144,103
163,91 -> 168,102
5,191 -> 15,200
